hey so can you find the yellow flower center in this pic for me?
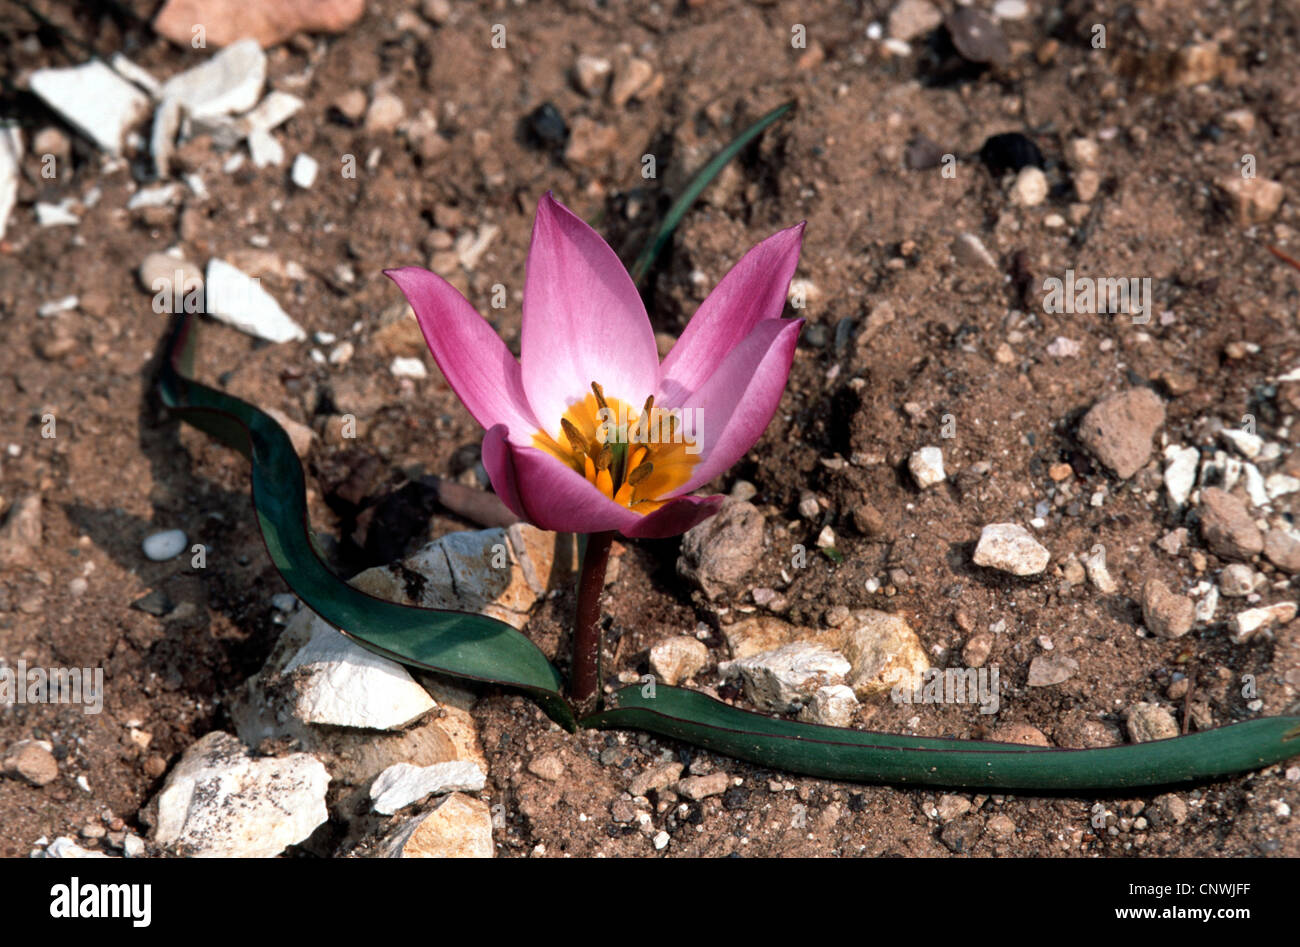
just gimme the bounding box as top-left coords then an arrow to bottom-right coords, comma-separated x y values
532,382 -> 701,514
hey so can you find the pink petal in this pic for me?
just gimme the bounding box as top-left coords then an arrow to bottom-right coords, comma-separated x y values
621,494 -> 724,539
669,318 -> 803,496
483,427 -> 721,538
657,222 -> 804,405
386,267 -> 538,442
521,193 -> 659,434
480,425 -> 528,522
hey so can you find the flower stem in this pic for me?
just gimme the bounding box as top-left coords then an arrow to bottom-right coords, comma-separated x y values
571,530 -> 615,706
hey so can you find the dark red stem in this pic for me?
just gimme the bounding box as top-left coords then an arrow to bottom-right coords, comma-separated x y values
571,530 -> 615,704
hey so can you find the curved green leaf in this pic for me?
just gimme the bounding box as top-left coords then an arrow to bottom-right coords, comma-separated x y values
583,685 -> 1300,790
630,101 -> 793,285
158,315 -> 574,730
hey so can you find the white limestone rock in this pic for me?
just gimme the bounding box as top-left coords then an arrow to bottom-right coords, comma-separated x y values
149,731 -> 329,857
28,60 -> 151,155
159,39 -> 266,120
725,642 -> 850,713
370,761 -> 486,815
204,258 -> 306,342
283,620 -> 436,731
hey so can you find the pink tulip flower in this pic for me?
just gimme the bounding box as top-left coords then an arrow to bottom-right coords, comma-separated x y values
386,193 -> 804,539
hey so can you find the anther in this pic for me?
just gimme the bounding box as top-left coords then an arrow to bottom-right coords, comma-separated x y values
626,462 -> 653,486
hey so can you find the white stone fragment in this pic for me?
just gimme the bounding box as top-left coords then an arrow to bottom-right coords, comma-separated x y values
247,127 -> 284,168
973,523 -> 1050,576
28,60 -> 151,154
1243,463 -> 1269,509
290,153 -> 319,189
151,731 -> 329,858
1230,602 -> 1297,643
283,620 -> 437,730
726,642 -> 850,713
35,200 -> 79,227
150,97 -> 182,175
1220,428 -> 1263,459
37,295 -> 78,317
43,837 -> 109,859
127,183 -> 181,210
1163,445 -> 1199,510
1084,546 -> 1118,593
796,684 -> 859,728
244,91 -> 304,133
1266,473 -> 1300,500
204,258 -> 306,342
1194,584 -> 1218,624
390,357 -> 428,378
909,446 -> 946,488
159,39 -> 267,120
0,127 -> 20,240
370,761 -> 487,815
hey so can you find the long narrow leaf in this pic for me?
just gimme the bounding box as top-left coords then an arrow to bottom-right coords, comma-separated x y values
583,685 -> 1300,790
158,315 -> 575,730
629,101 -> 793,285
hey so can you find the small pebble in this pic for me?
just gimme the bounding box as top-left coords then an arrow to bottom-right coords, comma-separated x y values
142,529 -> 187,561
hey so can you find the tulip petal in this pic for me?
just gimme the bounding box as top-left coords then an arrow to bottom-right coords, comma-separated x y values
484,426 -> 721,538
622,494 -> 724,539
521,193 -> 659,435
657,222 -> 804,405
480,424 -> 529,522
385,267 -> 538,442
669,318 -> 803,496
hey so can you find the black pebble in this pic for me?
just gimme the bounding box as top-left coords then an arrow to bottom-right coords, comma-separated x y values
527,102 -> 568,149
979,132 -> 1044,176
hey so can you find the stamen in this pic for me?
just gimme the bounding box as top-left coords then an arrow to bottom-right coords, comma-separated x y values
560,418 -> 589,455
626,462 -> 653,486
593,444 -> 613,471
590,381 -> 609,413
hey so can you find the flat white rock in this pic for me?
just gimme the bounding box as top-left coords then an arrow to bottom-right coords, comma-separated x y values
151,731 -> 329,858
205,258 -> 306,342
370,761 -> 486,814
159,39 -> 266,120
28,60 -> 151,154
283,619 -> 436,730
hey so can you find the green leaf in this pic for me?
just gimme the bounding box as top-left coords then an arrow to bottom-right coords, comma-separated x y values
583,685 -> 1300,790
629,101 -> 793,286
158,316 -> 574,730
